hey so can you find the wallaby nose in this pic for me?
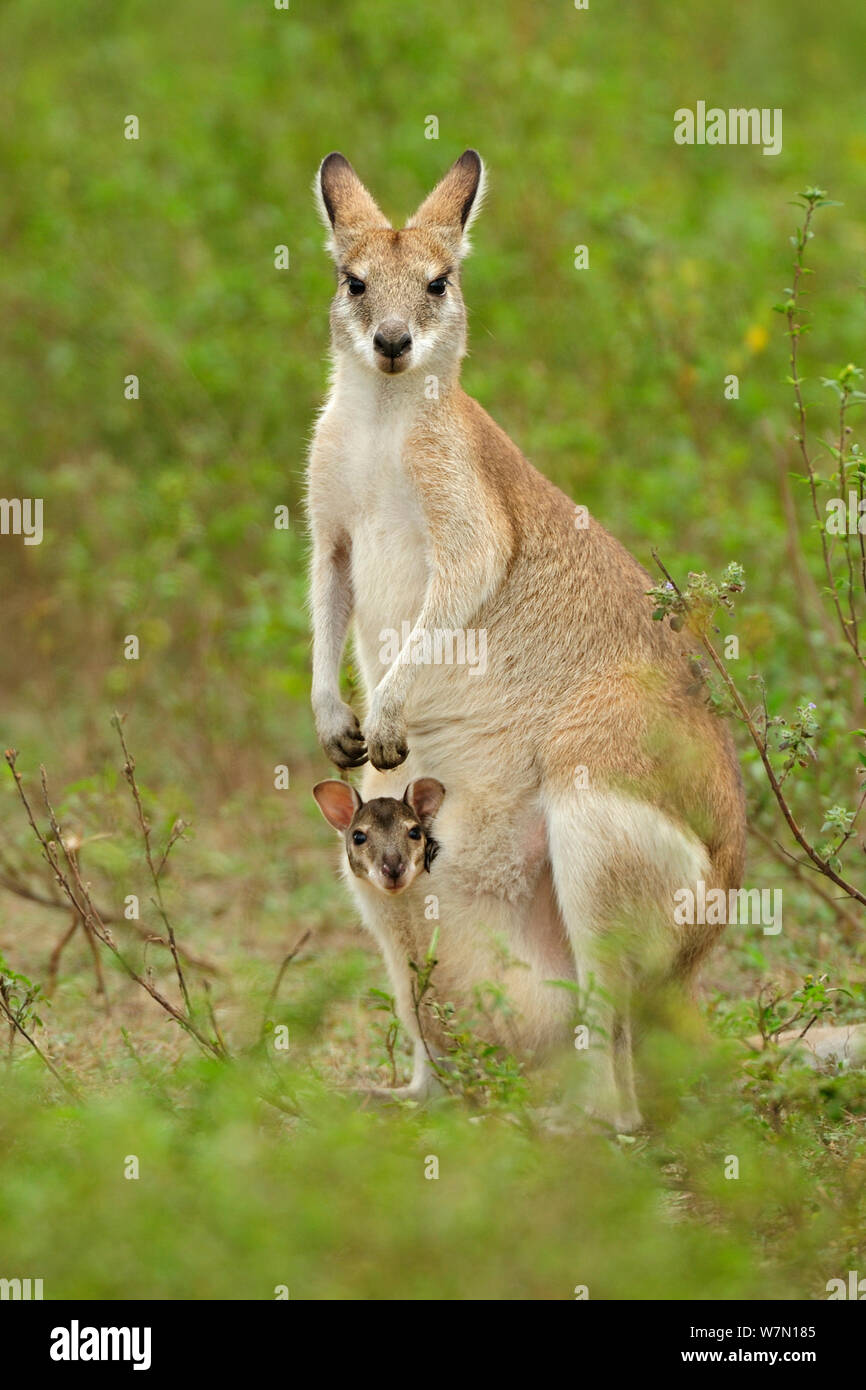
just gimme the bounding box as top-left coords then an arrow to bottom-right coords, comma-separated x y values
381,853 -> 405,882
373,320 -> 412,360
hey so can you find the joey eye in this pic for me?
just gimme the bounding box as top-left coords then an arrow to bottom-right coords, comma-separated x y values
427,277 -> 448,296
352,830 -> 367,844
408,826 -> 422,840
346,277 -> 366,296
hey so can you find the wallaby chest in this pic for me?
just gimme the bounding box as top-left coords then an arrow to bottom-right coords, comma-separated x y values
321,395 -> 432,676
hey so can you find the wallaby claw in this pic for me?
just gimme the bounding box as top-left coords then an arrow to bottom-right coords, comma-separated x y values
317,702 -> 368,769
327,736 -> 368,769
367,738 -> 409,771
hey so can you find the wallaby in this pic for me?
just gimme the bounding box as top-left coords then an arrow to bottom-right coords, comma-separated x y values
313,777 -> 447,1099
306,149 -> 746,1129
312,777 -> 445,894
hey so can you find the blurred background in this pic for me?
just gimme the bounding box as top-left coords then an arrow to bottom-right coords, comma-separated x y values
2,0 -> 866,1300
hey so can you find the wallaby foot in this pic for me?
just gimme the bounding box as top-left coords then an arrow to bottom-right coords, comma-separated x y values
355,1071 -> 443,1104
352,1040 -> 445,1105
585,1098 -> 644,1135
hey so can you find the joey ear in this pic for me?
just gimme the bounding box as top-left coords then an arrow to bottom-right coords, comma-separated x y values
315,152 -> 391,258
403,778 -> 446,826
313,780 -> 362,832
407,149 -> 485,257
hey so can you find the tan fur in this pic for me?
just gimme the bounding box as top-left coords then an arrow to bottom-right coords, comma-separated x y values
307,151 -> 746,1127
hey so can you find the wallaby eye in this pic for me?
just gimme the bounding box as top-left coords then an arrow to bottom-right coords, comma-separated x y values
427,277 -> 448,296
346,276 -> 366,296
408,826 -> 422,840
352,830 -> 367,844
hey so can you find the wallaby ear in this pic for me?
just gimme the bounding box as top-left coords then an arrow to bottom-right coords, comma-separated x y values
403,778 -> 446,826
313,780 -> 362,832
315,153 -> 391,259
407,150 -> 485,257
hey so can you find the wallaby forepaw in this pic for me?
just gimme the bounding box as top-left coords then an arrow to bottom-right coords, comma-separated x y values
316,701 -> 368,769
368,739 -> 409,771
364,717 -> 409,770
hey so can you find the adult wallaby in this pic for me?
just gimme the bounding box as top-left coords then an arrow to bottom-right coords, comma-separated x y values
306,149 -> 745,1129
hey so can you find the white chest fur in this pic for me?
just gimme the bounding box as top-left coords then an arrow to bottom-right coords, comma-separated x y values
322,378 -> 431,690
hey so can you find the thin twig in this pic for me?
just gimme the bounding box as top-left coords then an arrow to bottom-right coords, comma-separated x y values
786,201 -> 865,667
0,985 -> 79,1096
112,714 -> 193,1017
202,979 -> 229,1059
259,930 -> 311,1044
0,871 -> 219,974
749,823 -> 861,940
652,553 -> 866,907
4,748 -> 223,1059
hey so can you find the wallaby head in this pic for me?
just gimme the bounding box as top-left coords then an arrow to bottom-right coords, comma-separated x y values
313,777 -> 446,895
315,150 -> 485,379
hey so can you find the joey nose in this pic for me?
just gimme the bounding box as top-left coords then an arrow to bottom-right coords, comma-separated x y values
381,854 -> 404,881
373,320 -> 412,360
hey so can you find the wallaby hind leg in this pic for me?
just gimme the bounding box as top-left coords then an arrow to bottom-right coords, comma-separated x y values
545,787 -> 710,1132
544,803 -> 636,1128
612,1012 -> 641,1134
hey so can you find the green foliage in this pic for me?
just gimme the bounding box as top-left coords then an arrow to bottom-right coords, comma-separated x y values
0,951 -> 48,1037
648,562 -> 745,631
0,1005 -> 864,1299
2,0 -> 866,1300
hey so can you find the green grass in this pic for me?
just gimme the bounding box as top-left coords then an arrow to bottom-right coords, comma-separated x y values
2,1037 -> 866,1301
2,0 -> 866,1299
